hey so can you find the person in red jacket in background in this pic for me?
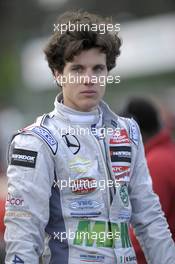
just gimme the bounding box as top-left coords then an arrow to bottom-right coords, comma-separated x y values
0,184 -> 6,263
121,97 -> 175,264
0,199 -> 5,238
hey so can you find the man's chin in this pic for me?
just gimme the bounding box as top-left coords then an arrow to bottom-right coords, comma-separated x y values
78,100 -> 99,112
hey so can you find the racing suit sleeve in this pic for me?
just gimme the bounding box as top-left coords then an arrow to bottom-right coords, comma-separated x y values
128,125 -> 175,264
4,134 -> 55,264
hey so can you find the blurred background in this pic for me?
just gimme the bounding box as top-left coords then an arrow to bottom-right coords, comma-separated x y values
0,0 -> 175,262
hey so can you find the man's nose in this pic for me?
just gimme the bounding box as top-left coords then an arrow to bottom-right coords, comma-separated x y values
83,69 -> 94,85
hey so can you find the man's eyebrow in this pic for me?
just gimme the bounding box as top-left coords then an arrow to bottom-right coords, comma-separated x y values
70,64 -> 84,67
70,63 -> 106,69
93,64 -> 106,68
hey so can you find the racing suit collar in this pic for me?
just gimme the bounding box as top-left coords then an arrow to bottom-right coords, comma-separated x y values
53,92 -> 103,126
53,92 -> 119,129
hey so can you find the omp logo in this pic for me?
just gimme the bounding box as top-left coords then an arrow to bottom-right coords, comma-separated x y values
71,177 -> 97,194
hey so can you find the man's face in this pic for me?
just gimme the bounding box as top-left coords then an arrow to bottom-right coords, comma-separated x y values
55,48 -> 108,112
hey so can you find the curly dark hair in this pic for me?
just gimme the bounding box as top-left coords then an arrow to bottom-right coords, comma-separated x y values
44,10 -> 122,74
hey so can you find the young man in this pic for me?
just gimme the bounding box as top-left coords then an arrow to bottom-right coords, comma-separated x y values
4,11 -> 175,264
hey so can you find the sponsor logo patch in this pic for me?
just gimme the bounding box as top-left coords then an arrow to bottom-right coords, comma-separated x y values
129,121 -> 139,147
110,146 -> 131,163
117,209 -> 131,221
6,192 -> 30,217
69,199 -> 102,210
10,148 -> 37,168
80,254 -> 105,262
112,166 -> 130,181
71,177 -> 97,194
74,220 -> 131,248
129,119 -> 140,147
119,184 -> 129,207
32,126 -> 56,146
110,129 -> 130,145
20,125 -> 58,154
69,157 -> 91,173
6,192 -> 24,206
62,133 -> 80,154
117,255 -> 137,263
71,211 -> 101,218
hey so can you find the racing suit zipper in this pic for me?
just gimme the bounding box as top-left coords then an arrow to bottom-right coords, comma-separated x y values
90,133 -> 111,216
91,133 -> 118,263
104,138 -> 116,199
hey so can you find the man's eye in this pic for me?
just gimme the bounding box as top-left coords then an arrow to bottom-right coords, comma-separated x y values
93,66 -> 105,73
71,66 -> 83,73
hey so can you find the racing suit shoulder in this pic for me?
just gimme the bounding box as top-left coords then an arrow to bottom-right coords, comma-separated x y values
15,114 -> 58,155
117,116 -> 140,148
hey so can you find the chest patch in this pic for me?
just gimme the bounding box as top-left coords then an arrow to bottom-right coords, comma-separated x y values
109,128 -> 131,182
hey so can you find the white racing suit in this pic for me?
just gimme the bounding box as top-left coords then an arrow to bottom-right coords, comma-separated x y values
4,94 -> 175,264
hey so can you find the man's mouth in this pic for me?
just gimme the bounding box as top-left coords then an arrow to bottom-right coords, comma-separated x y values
80,90 -> 97,94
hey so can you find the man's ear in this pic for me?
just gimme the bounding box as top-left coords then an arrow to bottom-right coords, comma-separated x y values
53,69 -> 62,88
54,69 -> 59,79
54,69 -> 60,83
